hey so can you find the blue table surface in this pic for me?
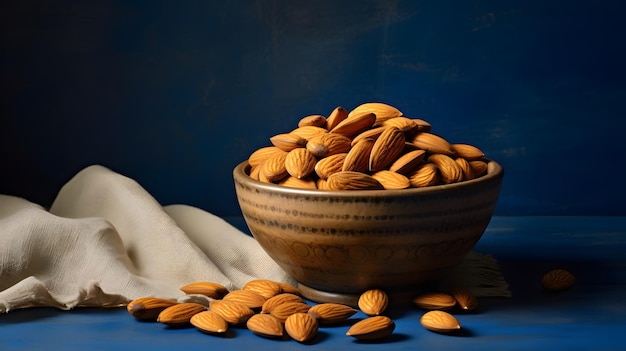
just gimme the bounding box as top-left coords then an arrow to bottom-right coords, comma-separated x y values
1,216 -> 625,351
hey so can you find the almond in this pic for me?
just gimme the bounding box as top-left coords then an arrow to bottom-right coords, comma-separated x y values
270,133 -> 307,152
285,148 -> 317,179
413,118 -> 432,132
326,171 -> 384,191
325,106 -> 349,131
357,289 -> 389,316
428,154 -> 464,184
346,315 -> 395,340
348,102 -> 403,122
223,289 -> 267,311
285,312 -> 319,343
307,303 -> 358,325
351,126 -> 386,146
369,126 -> 406,172
275,282 -> 300,295
413,292 -> 457,310
261,293 -> 305,314
388,149 -> 426,174
470,160 -> 488,177
411,132 -> 455,155
451,143 -> 485,160
380,116 -> 418,133
269,301 -> 311,323
180,281 -> 229,299
190,310 -> 228,335
246,313 -> 284,339
157,302 -> 207,327
449,287 -> 478,311
306,133 -> 352,158
420,310 -> 461,333
408,163 -> 440,188
314,153 -> 347,179
127,297 -> 179,321
342,138 -> 375,173
261,151 -> 289,183
298,114 -> 327,128
330,112 -> 376,138
371,170 -> 410,190
248,146 -> 287,168
209,300 -> 256,325
455,157 -> 476,180
316,178 -> 329,190
290,125 -> 328,141
243,279 -> 283,300
279,176 -> 317,189
542,269 -> 575,291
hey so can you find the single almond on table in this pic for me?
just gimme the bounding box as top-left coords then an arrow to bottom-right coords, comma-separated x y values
314,153 -> 347,179
261,293 -> 305,314
325,106 -> 349,131
413,292 -> 457,310
270,133 -> 307,151
542,269 -> 576,291
243,279 -> 283,300
369,126 -> 406,172
298,114 -> 327,128
372,170 -> 411,190
358,289 -> 389,316
411,132 -> 455,155
420,310 -> 461,333
223,289 -> 267,311
307,303 -> 358,325
285,148 -> 317,179
408,163 -> 440,187
269,301 -> 311,323
127,297 -> 179,321
157,302 -> 207,327
449,287 -> 478,311
246,313 -> 284,339
209,300 -> 256,325
190,310 -> 228,335
346,315 -> 395,340
180,281 -> 229,299
326,171 -> 384,191
285,312 -> 319,343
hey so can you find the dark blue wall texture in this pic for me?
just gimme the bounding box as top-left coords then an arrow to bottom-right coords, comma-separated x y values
1,1 -> 625,217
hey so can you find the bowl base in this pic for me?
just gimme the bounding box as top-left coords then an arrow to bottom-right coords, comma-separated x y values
297,282 -> 437,308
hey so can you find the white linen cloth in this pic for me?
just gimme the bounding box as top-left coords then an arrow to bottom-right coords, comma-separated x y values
0,165 -> 509,313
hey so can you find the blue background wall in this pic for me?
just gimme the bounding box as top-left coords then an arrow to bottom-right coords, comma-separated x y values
2,0 -> 625,217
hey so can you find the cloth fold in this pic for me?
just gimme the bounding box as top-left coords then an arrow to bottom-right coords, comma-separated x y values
0,165 -> 509,313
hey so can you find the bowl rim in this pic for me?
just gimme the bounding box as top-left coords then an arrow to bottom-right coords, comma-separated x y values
233,159 -> 503,198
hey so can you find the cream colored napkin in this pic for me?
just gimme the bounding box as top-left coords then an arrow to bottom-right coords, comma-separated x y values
0,165 -> 509,313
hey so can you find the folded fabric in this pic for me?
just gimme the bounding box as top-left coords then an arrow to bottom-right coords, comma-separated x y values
0,165 -> 510,313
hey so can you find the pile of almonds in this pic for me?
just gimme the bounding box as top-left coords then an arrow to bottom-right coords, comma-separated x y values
247,102 -> 488,190
126,279 -> 482,343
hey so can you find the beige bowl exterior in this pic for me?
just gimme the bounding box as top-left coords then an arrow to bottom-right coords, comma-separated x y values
233,160 -> 504,297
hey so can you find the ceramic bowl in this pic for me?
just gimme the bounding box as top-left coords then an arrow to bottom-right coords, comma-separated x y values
233,160 -> 504,304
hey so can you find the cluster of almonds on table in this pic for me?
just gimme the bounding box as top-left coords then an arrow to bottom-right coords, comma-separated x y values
126,279 -> 482,343
246,102 -> 489,190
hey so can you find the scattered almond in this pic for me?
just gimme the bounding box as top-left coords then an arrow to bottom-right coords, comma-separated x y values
346,315 -> 395,340
127,297 -> 179,321
223,289 -> 267,311
269,301 -> 311,323
413,292 -> 457,311
542,269 -> 576,291
246,313 -> 284,339
180,281 -> 229,299
191,310 -> 229,335
261,293 -> 305,314
358,289 -> 389,316
420,310 -> 461,333
157,302 -> 207,327
449,287 -> 478,311
285,312 -> 319,343
307,303 -> 358,325
243,279 -> 283,299
209,300 -> 256,325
